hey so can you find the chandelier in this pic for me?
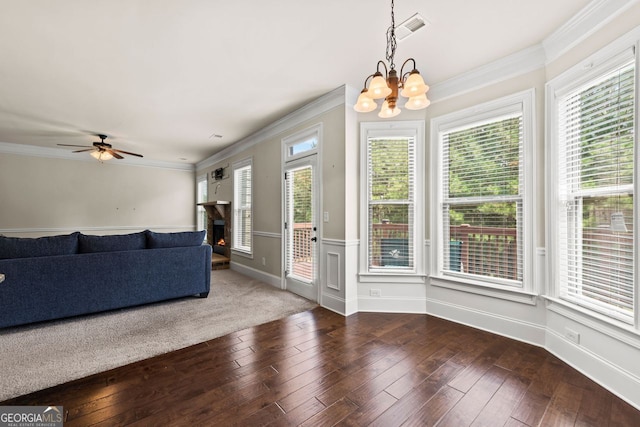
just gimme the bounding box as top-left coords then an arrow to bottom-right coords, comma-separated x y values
354,0 -> 430,118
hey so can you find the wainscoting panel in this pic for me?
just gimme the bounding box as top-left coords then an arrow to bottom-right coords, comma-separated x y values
320,239 -> 345,314
320,238 -> 359,315
326,252 -> 340,291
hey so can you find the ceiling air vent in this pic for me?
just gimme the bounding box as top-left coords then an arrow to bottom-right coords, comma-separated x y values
395,13 -> 429,41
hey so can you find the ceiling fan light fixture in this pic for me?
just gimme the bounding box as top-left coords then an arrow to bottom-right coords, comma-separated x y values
90,150 -> 113,161
58,134 -> 143,160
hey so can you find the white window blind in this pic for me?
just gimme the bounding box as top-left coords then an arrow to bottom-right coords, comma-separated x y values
556,54 -> 635,323
367,137 -> 416,271
233,162 -> 252,253
441,114 -> 524,286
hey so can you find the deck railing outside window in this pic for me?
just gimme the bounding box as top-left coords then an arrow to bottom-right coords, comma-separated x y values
449,225 -> 518,280
294,223 -> 519,279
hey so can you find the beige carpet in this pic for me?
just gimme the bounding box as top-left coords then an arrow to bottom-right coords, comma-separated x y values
0,269 -> 317,402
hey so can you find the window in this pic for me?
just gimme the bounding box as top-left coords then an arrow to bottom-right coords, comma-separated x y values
432,90 -> 534,292
284,124 -> 320,161
288,137 -> 317,158
196,176 -> 208,235
233,159 -> 252,254
549,48 -> 636,324
360,121 -> 424,277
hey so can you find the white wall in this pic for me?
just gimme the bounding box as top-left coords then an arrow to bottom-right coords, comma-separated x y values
0,153 -> 195,236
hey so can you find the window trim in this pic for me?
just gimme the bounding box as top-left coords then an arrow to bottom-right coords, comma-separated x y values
359,120 -> 425,282
196,174 -> 208,241
232,157 -> 253,257
430,89 -> 536,296
546,39 -> 639,328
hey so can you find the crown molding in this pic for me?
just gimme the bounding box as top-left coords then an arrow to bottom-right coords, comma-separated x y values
196,85 -> 347,171
0,141 -> 194,171
543,0 -> 640,63
429,44 -> 547,103
428,0 -> 639,103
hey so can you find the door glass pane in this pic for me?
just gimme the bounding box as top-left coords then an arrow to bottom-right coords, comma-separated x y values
287,166 -> 314,282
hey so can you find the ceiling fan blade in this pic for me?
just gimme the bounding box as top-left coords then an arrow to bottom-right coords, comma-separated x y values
106,149 -> 124,159
72,148 -> 94,153
112,149 -> 143,158
57,144 -> 92,148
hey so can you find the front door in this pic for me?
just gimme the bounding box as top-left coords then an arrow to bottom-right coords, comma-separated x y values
283,156 -> 318,301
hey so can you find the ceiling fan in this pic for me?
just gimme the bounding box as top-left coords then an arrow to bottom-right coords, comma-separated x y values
58,134 -> 143,161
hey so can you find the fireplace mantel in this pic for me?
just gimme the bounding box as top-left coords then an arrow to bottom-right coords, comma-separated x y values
197,201 -> 230,219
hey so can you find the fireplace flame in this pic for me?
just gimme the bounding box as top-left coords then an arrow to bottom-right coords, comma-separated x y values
217,238 -> 226,246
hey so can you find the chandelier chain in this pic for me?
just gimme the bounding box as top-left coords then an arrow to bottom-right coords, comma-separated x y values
385,0 -> 397,70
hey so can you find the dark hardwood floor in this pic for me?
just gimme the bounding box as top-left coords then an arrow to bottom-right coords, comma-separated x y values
3,307 -> 640,426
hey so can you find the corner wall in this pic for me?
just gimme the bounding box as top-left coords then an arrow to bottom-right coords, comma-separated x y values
196,88 -> 352,310
352,6 -> 640,409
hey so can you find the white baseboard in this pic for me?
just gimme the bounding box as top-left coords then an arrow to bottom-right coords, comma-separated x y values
358,296 -> 428,314
319,292 -> 359,316
229,262 -> 282,289
425,297 -> 546,347
546,328 -> 640,411
320,292 -> 346,315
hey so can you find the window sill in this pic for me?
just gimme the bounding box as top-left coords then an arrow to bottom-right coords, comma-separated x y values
359,272 -> 426,284
543,296 -> 640,349
231,248 -> 253,259
430,275 -> 538,305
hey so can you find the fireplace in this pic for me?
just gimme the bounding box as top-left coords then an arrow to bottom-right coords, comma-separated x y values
212,219 -> 226,255
197,201 -> 231,265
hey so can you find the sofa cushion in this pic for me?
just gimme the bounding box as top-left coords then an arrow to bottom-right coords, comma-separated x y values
79,232 -> 146,253
0,232 -> 79,259
146,230 -> 206,249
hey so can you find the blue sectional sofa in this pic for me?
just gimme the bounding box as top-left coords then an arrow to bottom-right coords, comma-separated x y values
0,230 -> 212,329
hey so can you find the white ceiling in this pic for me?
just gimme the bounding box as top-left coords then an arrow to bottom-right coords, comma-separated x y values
0,0 -> 592,164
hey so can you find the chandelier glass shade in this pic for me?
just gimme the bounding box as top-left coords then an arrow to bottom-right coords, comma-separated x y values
90,149 -> 113,161
354,0 -> 430,117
